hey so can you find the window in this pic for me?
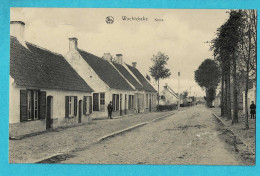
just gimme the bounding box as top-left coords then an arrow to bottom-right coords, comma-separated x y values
27,91 -> 32,120
33,91 -> 39,119
69,96 -> 74,116
65,96 -> 77,118
161,95 -> 165,100
100,93 -> 105,111
20,90 -> 46,122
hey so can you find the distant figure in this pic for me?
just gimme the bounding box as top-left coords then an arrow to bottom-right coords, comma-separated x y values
250,101 -> 256,119
107,101 -> 113,119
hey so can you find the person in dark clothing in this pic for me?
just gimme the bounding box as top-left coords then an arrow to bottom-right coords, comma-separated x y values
250,101 -> 256,119
107,101 -> 113,119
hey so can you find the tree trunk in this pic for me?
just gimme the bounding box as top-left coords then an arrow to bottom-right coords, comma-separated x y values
221,65 -> 224,116
226,65 -> 232,120
157,79 -> 160,111
245,25 -> 251,130
232,55 -> 239,123
224,74 -> 228,117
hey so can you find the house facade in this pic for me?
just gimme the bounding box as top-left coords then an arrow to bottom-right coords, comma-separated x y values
126,64 -> 157,112
64,38 -> 145,119
159,83 -> 178,105
242,83 -> 256,114
10,21 -> 159,137
10,21 -> 94,137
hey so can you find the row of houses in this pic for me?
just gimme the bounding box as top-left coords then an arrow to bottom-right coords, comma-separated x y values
9,21 -> 157,137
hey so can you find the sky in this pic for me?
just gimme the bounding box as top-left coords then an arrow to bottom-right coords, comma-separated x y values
10,8 -> 229,97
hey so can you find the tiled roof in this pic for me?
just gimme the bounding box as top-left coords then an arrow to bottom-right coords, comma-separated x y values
10,36 -> 93,92
78,49 -> 134,91
126,64 -> 157,93
112,62 -> 143,91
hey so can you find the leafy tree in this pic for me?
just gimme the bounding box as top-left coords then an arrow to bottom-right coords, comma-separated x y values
211,10 -> 244,123
212,10 -> 256,128
149,52 -> 171,109
194,59 -> 220,107
237,10 -> 257,129
180,90 -> 189,99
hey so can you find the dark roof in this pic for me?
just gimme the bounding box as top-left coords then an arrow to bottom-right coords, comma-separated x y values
126,64 -> 157,92
10,36 -> 93,92
78,49 -> 134,91
112,62 -> 143,91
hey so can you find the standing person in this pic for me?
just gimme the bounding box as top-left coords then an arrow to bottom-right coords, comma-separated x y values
250,101 -> 256,119
107,101 -> 113,119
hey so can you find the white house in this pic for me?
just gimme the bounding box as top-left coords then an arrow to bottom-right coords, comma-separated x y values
64,38 -> 157,118
9,21 -> 94,137
242,82 -> 256,114
126,63 -> 157,112
159,83 -> 178,105
64,38 -> 138,118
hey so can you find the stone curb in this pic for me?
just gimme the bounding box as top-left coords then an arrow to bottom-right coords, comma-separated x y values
212,113 -> 255,155
98,111 -> 176,141
98,122 -> 148,141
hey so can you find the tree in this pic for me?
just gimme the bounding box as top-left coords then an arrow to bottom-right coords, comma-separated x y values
149,52 -> 171,109
237,10 -> 257,129
182,90 -> 189,99
211,10 -> 244,123
194,59 -> 221,107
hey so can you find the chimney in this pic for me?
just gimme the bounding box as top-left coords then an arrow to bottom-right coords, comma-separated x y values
116,54 -> 123,64
10,21 -> 25,42
69,37 -> 78,51
132,62 -> 137,68
103,53 -> 113,61
164,83 -> 168,89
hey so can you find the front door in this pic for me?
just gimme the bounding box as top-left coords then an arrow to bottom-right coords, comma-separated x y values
93,93 -> 99,111
125,94 -> 127,115
46,96 -> 53,129
149,96 -> 152,112
120,94 -> 123,116
78,100 -> 82,123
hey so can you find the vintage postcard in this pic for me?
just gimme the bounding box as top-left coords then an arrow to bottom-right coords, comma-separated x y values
9,8 -> 256,165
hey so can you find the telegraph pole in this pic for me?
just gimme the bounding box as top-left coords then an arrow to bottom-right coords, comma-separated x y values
178,72 -> 180,110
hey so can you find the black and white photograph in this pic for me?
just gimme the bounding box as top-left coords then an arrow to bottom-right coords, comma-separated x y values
9,8 -> 256,165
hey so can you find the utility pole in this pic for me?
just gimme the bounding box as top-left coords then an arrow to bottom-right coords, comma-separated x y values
178,72 -> 180,110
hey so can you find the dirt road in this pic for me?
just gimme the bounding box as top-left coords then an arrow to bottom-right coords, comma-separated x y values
60,105 -> 254,165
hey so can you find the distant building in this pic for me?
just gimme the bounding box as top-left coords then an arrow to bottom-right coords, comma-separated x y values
242,82 -> 256,114
159,83 -> 178,105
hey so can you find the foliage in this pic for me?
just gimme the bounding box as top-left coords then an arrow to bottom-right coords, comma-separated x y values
210,10 -> 257,128
149,52 -> 171,81
180,90 -> 189,99
194,59 -> 221,89
195,59 -> 220,107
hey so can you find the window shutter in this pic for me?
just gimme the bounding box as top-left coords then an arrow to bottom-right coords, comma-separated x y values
65,96 -> 69,118
39,91 -> 46,119
20,90 -> 28,122
83,96 -> 87,115
74,96 -> 78,116
89,96 -> 92,114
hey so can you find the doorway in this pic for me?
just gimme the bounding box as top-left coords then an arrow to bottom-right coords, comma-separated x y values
46,96 -> 53,129
149,96 -> 152,112
78,100 -> 82,123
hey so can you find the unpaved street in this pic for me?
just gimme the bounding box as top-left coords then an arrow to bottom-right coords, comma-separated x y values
60,105 -> 253,165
